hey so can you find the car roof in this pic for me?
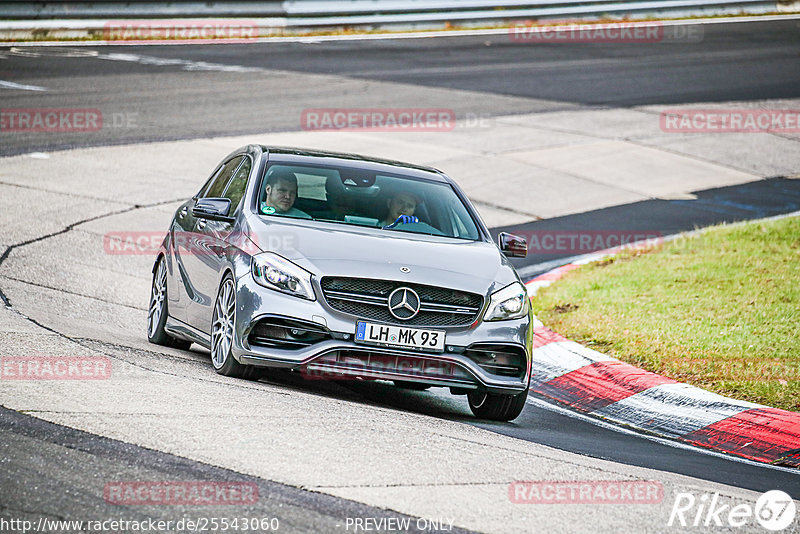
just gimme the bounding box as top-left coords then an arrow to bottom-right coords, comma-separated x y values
257,145 -> 449,183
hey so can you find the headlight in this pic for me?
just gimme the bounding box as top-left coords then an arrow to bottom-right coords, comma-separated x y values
484,282 -> 529,321
251,252 -> 315,301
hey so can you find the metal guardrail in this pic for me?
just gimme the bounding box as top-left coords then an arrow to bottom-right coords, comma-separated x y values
0,2 -> 285,19
0,0 -> 784,26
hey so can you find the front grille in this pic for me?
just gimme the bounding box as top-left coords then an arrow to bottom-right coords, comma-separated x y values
464,344 -> 527,378
320,277 -> 483,327
248,317 -> 331,350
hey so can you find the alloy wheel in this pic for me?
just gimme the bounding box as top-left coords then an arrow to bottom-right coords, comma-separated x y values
211,278 -> 236,369
147,260 -> 167,339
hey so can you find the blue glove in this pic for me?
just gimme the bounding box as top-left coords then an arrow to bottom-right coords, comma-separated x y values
383,215 -> 419,229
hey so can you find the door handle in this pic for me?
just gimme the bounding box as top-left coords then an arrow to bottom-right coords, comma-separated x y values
196,220 -> 206,230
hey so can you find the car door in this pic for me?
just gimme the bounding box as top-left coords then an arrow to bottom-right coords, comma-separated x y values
167,162 -> 226,323
183,155 -> 248,332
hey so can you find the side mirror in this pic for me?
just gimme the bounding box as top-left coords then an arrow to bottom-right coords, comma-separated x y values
498,232 -> 527,258
192,197 -> 233,222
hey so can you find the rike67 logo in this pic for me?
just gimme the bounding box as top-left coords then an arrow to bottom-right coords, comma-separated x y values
668,490 -> 796,531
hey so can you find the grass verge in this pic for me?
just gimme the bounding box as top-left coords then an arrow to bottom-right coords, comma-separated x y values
532,216 -> 800,411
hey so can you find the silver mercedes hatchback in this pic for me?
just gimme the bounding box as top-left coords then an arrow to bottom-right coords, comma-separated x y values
148,145 -> 532,421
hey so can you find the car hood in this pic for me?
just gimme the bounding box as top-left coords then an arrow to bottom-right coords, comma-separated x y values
243,216 -> 519,295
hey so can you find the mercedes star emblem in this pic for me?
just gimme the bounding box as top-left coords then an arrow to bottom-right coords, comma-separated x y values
388,287 -> 421,320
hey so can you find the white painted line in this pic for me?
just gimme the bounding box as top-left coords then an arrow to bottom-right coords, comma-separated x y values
4,46 -> 262,74
7,46 -> 98,58
95,52 -> 262,73
0,80 -> 47,91
526,395 -> 800,475
0,14 -> 799,47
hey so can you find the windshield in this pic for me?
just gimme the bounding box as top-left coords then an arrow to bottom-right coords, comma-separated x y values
257,163 -> 481,241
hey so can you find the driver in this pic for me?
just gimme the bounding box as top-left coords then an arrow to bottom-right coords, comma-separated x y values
260,171 -> 311,219
381,191 -> 420,228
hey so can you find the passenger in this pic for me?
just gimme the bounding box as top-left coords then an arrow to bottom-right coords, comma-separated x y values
381,191 -> 420,228
260,171 -> 311,219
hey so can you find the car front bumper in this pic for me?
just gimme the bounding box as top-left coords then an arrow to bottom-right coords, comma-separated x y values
232,274 -> 532,395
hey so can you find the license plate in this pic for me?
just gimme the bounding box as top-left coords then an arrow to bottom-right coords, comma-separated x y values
355,321 -> 446,352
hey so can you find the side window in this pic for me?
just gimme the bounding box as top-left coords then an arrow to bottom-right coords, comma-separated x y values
204,156 -> 244,199
196,164 -> 223,198
222,157 -> 252,213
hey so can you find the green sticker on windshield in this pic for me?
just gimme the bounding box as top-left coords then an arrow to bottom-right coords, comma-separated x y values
262,206 -> 276,215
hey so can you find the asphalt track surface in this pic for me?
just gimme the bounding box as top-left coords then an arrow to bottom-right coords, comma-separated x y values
1,18 -> 799,156
1,407 -> 468,534
1,17 -> 800,531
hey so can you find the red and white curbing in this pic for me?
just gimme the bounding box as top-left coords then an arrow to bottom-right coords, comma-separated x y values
525,253 -> 800,468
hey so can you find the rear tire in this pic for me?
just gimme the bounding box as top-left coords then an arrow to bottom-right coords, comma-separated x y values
147,256 -> 192,350
210,274 -> 260,380
467,388 -> 528,421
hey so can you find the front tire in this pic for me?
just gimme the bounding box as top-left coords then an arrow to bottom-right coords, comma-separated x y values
210,274 -> 259,380
147,256 -> 192,350
467,388 -> 528,421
